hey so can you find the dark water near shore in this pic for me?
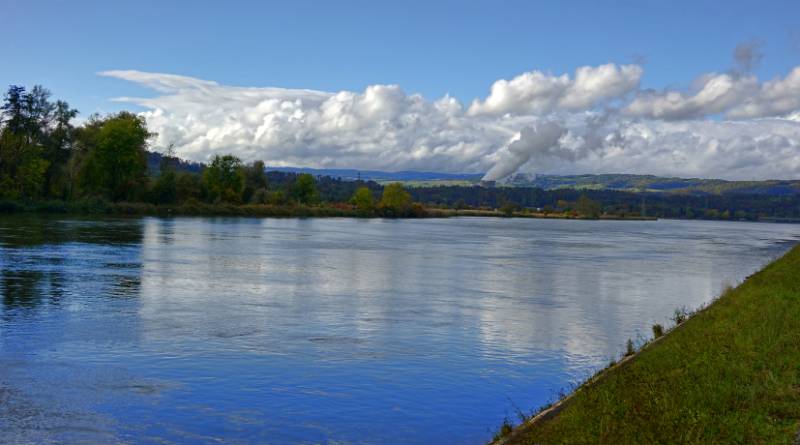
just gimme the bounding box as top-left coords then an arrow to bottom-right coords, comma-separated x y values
1,216 -> 798,444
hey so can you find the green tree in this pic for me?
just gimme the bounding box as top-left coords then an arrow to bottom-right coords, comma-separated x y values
85,112 -> 150,201
70,114 -> 105,197
151,170 -> 177,204
576,194 -> 601,218
292,173 -> 319,205
350,186 -> 375,213
500,201 -> 519,216
203,154 -> 245,203
43,100 -> 78,198
242,160 -> 267,203
0,132 -> 49,199
267,190 -> 288,205
0,85 -> 54,199
1,86 -> 27,134
150,145 -> 184,204
176,172 -> 202,203
379,182 -> 412,216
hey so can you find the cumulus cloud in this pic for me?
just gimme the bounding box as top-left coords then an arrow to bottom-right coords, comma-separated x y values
624,73 -> 758,120
624,66 -> 800,121
726,67 -> 800,118
467,63 -> 642,115
100,70 -> 525,173
562,118 -> 800,180
488,113 -> 800,181
99,61 -> 800,182
621,41 -> 800,121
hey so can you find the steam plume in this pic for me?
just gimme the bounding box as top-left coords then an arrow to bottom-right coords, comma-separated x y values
482,122 -> 566,181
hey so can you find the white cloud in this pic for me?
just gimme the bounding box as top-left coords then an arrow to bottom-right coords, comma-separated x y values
99,63 -> 800,181
623,67 -> 800,121
561,64 -> 644,109
624,73 -> 758,120
467,63 -> 642,116
557,118 -> 800,180
727,67 -> 800,119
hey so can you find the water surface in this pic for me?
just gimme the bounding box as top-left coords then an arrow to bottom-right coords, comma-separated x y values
1,216 -> 798,444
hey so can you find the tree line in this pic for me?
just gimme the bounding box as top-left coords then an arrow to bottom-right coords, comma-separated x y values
0,85 -> 419,216
409,185 -> 800,221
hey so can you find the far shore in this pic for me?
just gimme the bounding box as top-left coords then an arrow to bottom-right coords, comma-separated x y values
0,200 -> 656,220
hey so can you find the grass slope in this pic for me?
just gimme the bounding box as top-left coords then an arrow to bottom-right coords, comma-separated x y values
502,244 -> 800,445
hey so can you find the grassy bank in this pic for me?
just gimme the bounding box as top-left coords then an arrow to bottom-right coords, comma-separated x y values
496,244 -> 800,445
0,199 -> 365,218
0,199 -> 654,220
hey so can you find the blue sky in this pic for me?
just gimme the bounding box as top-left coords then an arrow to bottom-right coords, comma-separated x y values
3,0 -> 798,113
3,0 -> 800,179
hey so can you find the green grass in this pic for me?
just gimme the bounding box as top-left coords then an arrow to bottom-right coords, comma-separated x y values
0,199 -> 367,217
379,179 -> 479,188
0,199 -> 648,220
500,245 -> 800,445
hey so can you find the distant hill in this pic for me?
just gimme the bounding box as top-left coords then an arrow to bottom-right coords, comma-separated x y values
264,166 -> 484,182
506,173 -> 800,196
147,151 -> 203,174
267,168 -> 800,196
146,153 -> 800,196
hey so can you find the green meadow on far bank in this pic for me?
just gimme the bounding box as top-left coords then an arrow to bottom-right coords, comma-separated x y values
0,198 -> 656,220
494,244 -> 800,445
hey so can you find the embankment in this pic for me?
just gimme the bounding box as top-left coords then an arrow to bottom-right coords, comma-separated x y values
496,244 -> 800,445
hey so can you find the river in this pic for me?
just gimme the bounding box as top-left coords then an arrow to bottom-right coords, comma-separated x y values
1,216 -> 798,444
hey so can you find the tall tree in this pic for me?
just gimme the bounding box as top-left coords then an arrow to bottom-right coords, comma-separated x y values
350,186 -> 375,213
203,154 -> 245,203
0,86 -> 26,134
242,160 -> 267,203
0,85 -> 53,199
76,112 -> 151,201
43,100 -> 78,197
379,183 -> 412,216
22,86 -> 55,139
291,173 -> 319,205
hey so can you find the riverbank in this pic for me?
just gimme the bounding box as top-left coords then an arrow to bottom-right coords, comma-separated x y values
494,244 -> 800,445
0,200 -> 654,220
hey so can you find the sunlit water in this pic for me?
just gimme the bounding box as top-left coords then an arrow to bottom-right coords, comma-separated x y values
1,216 -> 798,444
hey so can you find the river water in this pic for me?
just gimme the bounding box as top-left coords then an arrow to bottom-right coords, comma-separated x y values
1,216 -> 798,444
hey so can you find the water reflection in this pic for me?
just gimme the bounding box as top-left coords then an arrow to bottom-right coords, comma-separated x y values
0,215 -> 144,247
0,216 -> 798,444
3,270 -> 46,308
0,216 -> 144,312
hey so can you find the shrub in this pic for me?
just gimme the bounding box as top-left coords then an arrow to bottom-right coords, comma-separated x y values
652,323 -> 664,339
672,307 -> 690,325
625,338 -> 635,356
493,418 -> 514,441
500,201 -> 519,216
